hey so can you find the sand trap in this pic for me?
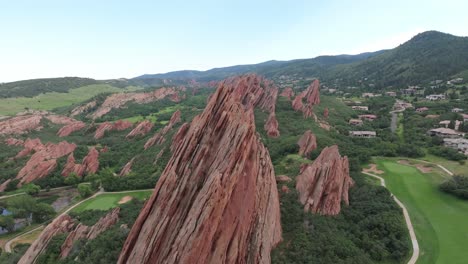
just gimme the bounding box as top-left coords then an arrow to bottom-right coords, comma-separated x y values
363,164 -> 384,174
118,196 -> 133,204
398,160 -> 411,165
416,164 -> 432,173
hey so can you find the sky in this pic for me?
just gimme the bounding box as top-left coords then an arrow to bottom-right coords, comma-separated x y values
1,0 -> 468,82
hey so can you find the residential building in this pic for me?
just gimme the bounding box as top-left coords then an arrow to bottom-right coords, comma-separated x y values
385,91 -> 397,97
443,138 -> 468,155
349,131 -> 377,138
426,94 -> 445,101
349,119 -> 363,126
452,108 -> 464,113
427,128 -> 464,138
463,114 -> 468,122
416,107 -> 429,113
351,106 -> 369,111
358,114 -> 378,121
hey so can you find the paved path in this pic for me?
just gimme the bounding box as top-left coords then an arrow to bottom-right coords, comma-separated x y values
0,186 -> 72,200
408,158 -> 454,176
363,171 -> 420,264
3,188 -> 153,252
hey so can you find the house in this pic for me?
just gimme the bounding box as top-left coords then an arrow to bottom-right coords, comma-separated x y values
426,94 -> 445,101
349,119 -> 363,126
430,80 -> 444,85
425,115 -> 440,119
416,107 -> 429,113
362,93 -> 375,98
450,78 -> 464,84
349,131 -> 377,138
462,114 -> 468,122
439,120 -> 451,128
427,128 -> 464,138
358,114 -> 378,121
452,108 -> 464,113
351,106 -> 369,111
385,91 -> 397,97
443,138 -> 468,155
401,88 -> 416,96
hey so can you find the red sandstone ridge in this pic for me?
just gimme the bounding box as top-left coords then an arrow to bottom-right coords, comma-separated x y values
291,79 -> 321,119
15,138 -> 45,158
144,110 -> 181,150
5,138 -> 24,146
295,145 -> 354,215
60,208 -> 120,258
57,121 -> 86,137
61,147 -> 99,177
18,214 -> 75,264
324,107 -> 329,118
118,75 -> 282,264
298,130 -> 317,157
89,87 -> 183,119
70,100 -> 97,117
280,87 -> 294,100
126,120 -> 153,138
94,120 -> 133,139
303,79 -> 320,105
119,157 -> 135,176
265,112 -> 280,138
0,115 -> 43,135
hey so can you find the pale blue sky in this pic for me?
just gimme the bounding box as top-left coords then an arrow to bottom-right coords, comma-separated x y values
1,0 -> 468,82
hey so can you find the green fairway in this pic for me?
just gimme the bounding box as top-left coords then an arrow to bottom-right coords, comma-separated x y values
0,84 -> 141,116
72,190 -> 152,212
374,158 -> 468,264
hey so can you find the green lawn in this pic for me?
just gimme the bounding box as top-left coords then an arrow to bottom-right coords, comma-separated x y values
418,154 -> 468,176
0,84 -> 141,116
72,190 -> 152,212
374,158 -> 468,264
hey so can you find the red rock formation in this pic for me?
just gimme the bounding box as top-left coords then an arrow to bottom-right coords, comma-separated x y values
291,80 -> 321,119
303,79 -> 320,105
118,75 -> 282,264
13,141 -> 77,187
280,87 -> 294,100
144,110 -> 181,150
18,214 -> 75,264
57,121 -> 86,137
298,130 -> 317,157
292,93 -> 304,111
276,175 -> 292,183
71,100 -> 97,117
323,107 -> 329,119
265,112 -> 280,138
295,145 -> 354,215
153,148 -> 166,164
94,120 -> 133,139
61,147 -> 99,177
281,185 -> 290,193
126,120 -> 153,138
60,208 -> 120,258
119,157 -> 135,176
89,87 -> 182,119
5,138 -> 24,146
15,138 -> 45,158
0,115 -> 43,135
45,115 -> 78,125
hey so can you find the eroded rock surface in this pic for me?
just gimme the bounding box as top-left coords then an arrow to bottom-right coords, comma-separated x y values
144,110 -> 181,150
70,101 -> 97,117
61,147 -> 99,177
119,157 -> 135,176
5,138 -> 24,146
57,121 -> 86,137
295,145 -> 354,215
265,112 -> 280,138
94,120 -> 133,139
118,74 -> 282,264
280,87 -> 294,100
291,79 -> 321,118
298,130 -> 317,157
126,120 -> 153,138
0,115 -> 43,135
323,107 -> 329,119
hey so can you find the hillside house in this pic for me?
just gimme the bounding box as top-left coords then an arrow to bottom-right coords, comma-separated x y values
452,108 -> 464,113
426,94 -> 445,101
385,91 -> 397,97
443,138 -> 468,155
349,119 -> 363,126
358,114 -> 378,121
427,128 -> 464,138
416,107 -> 429,113
351,106 -> 369,111
349,131 -> 376,138
463,114 -> 468,122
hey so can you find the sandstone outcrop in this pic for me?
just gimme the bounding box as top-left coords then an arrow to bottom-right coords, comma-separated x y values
15,138 -> 45,158
0,115 -> 43,135
5,138 -> 24,146
119,157 -> 135,176
276,175 -> 292,183
291,79 -> 321,118
61,147 -> 99,177
126,120 -> 153,138
280,87 -> 294,100
94,120 -> 133,139
60,208 -> 120,258
295,145 -> 354,215
281,185 -> 290,193
144,110 -> 181,150
70,100 -> 97,117
45,115 -> 78,125
298,130 -> 317,157
323,107 -> 329,118
57,121 -> 86,137
18,214 -> 75,264
265,112 -> 280,138
89,87 -> 182,119
118,74 -> 282,264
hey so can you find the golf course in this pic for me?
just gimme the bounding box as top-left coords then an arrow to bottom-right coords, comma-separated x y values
71,190 -> 152,213
372,158 -> 468,264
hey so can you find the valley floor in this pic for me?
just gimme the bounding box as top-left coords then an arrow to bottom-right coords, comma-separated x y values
371,158 -> 468,264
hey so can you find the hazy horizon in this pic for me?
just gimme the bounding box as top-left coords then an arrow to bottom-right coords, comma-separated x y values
1,0 -> 468,82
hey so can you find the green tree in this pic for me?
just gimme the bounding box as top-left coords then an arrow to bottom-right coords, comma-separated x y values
78,183 -> 93,198
0,215 -> 15,232
64,173 -> 81,186
24,183 -> 41,195
32,203 -> 55,223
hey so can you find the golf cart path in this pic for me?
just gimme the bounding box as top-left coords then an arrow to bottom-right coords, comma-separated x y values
4,188 -> 153,252
363,171 -> 419,264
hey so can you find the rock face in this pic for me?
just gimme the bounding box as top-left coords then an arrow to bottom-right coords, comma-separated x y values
15,138 -> 45,158
119,157 -> 135,176
280,87 -> 294,100
5,138 -> 24,146
94,120 -> 133,139
0,115 -> 43,135
61,147 -> 99,177
45,115 -> 78,125
295,145 -> 354,215
18,214 -> 75,264
70,100 -> 97,117
264,112 -> 280,138
291,79 -> 321,118
89,87 -> 182,119
60,208 -> 120,258
118,74 -> 282,264
144,110 -> 181,150
126,120 -> 153,138
57,121 -> 86,137
297,130 -> 317,157
323,107 -> 329,119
